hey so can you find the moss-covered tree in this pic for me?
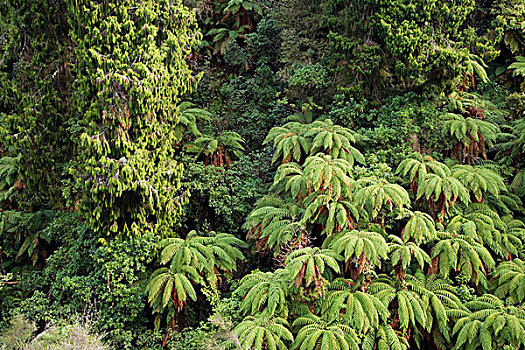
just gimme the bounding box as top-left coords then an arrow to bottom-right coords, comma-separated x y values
68,0 -> 202,238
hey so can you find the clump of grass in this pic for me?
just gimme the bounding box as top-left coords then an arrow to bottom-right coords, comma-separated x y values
0,315 -> 35,350
0,315 -> 108,350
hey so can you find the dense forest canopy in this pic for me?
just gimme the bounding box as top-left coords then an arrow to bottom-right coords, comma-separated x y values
1,0 -> 525,349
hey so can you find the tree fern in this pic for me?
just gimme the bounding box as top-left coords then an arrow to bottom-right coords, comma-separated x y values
302,153 -> 354,194
158,231 -> 213,275
464,54 -> 489,89
285,108 -> 315,124
362,324 -> 408,350
236,269 -> 290,317
322,278 -> 389,333
401,210 -> 437,245
145,265 -> 203,315
244,196 -> 305,254
388,235 -> 430,279
292,310 -> 360,350
203,232 -> 247,273
264,117 -> 364,165
302,193 -> 359,237
234,315 -> 294,350
493,259 -> 525,305
446,204 -> 523,260
368,275 -> 429,333
158,230 -> 245,284
272,162 -> 308,199
327,230 -> 388,279
430,231 -> 495,285
446,206 -> 504,257
497,117 -> 525,196
264,122 -> 310,164
404,272 -> 461,344
354,177 -> 410,223
452,164 -> 506,202
442,112 -> 500,163
451,294 -> 525,350
187,131 -> 245,167
416,166 -> 470,222
175,101 -> 212,139
305,119 -> 364,165
498,215 -> 525,259
508,56 -> 525,78
485,190 -> 524,216
396,152 -> 441,184
284,247 -> 341,296
395,153 -> 446,195
511,168 -> 525,197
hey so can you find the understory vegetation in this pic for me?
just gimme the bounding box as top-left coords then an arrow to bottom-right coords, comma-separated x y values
1,0 -> 525,349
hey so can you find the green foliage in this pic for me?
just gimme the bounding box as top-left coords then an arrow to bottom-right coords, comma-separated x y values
328,230 -> 388,277
493,259 -> 525,305
442,113 -> 500,164
320,0 -> 501,97
354,95 -> 444,165
493,0 -> 525,55
354,177 -> 410,222
264,117 -> 363,165
445,204 -> 521,259
284,247 -> 341,295
224,0 -> 263,17
451,294 -> 525,350
0,0 -> 73,205
365,0 -> 479,92
234,315 -> 294,350
69,0 -> 201,238
0,209 -> 54,265
0,315 -> 108,350
452,165 -> 506,202
181,153 -> 268,233
388,235 -> 431,278
404,272 -> 458,344
287,63 -> 330,101
322,278 -> 388,333
147,230 -> 245,328
236,269 -> 290,317
401,210 -> 437,245
292,310 -> 360,350
2,1 -> 525,349
0,315 -> 35,350
187,131 -> 245,167
277,0 -> 329,71
157,230 -> 246,279
430,231 -> 495,285
0,155 -> 21,202
10,217 -> 159,348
